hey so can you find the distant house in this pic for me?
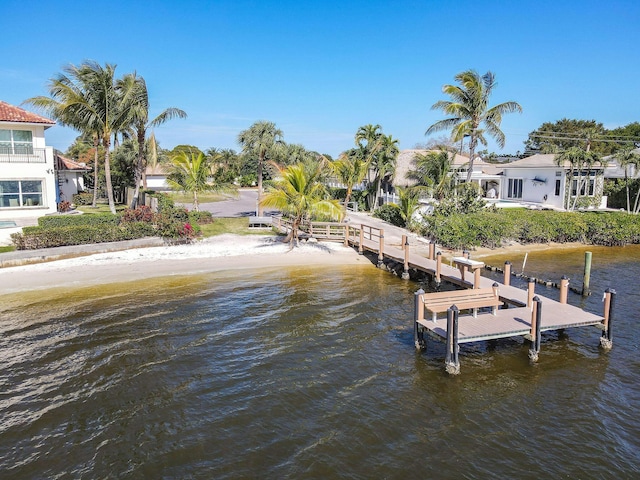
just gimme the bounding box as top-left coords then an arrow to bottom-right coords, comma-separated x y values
0,101 -> 57,219
393,149 -> 502,199
145,163 -> 171,191
602,148 -> 640,180
55,152 -> 90,202
499,154 -> 606,210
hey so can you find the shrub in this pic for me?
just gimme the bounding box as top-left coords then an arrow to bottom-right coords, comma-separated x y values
72,192 -> 93,205
58,201 -> 72,212
120,205 -> 154,223
373,204 -> 404,227
38,213 -> 120,228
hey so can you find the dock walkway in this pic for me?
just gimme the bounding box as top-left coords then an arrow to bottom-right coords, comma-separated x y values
273,216 -> 615,373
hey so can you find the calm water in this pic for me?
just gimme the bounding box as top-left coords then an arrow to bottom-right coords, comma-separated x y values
1,248 -> 639,479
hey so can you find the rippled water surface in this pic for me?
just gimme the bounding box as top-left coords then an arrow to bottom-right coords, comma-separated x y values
1,253 -> 639,478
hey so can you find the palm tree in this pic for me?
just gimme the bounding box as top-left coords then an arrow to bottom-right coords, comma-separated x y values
374,134 -> 399,207
24,64 -> 104,207
119,73 -> 187,208
612,147 -> 640,213
237,121 -> 285,216
261,163 -> 343,247
426,70 -> 522,182
331,148 -> 368,208
396,187 -> 420,229
555,147 -> 602,211
408,149 -> 454,200
167,151 -> 234,211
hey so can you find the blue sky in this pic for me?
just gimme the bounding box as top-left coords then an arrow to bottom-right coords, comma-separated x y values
2,0 -> 639,157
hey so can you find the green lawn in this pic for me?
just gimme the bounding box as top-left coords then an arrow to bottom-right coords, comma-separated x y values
199,217 -> 278,237
76,205 -> 127,214
169,192 -> 230,204
0,246 -> 15,253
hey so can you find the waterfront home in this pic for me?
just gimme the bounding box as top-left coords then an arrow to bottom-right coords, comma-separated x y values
0,101 -> 57,220
55,153 -> 90,202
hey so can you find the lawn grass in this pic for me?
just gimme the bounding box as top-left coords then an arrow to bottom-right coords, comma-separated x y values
76,204 -> 127,214
0,245 -> 15,253
199,217 -> 278,237
169,192 -> 229,204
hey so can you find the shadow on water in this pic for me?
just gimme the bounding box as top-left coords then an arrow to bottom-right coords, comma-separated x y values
0,255 -> 639,479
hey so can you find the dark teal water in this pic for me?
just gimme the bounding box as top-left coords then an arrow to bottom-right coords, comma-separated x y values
0,251 -> 639,479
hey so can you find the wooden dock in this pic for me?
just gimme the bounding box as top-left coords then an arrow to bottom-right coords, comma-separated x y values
273,217 -> 615,373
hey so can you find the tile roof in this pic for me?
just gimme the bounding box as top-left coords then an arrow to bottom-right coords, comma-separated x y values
0,100 -> 55,125
56,153 -> 90,171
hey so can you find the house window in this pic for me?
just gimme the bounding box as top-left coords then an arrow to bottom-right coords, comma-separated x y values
571,171 -> 597,197
0,129 -> 34,155
0,180 -> 43,208
555,179 -> 561,196
507,178 -> 523,199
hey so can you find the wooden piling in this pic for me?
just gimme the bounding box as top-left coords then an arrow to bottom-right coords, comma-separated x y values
474,266 -> 481,289
600,288 -> 615,350
378,229 -> 385,267
445,305 -> 460,375
528,296 -> 542,362
527,278 -> 535,307
358,225 -> 364,255
414,288 -> 425,350
503,261 -> 511,286
429,241 -> 435,260
559,276 -> 569,304
436,252 -> 442,285
582,251 -> 592,296
402,238 -> 410,280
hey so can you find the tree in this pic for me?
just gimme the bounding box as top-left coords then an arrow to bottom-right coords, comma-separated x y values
555,147 -> 603,211
331,148 -> 368,208
408,149 -> 454,200
119,73 -> 187,208
260,162 -> 343,247
611,147 -> 640,213
396,187 -> 420,229
525,119 -> 614,156
426,70 -> 522,182
167,151 -> 234,211
237,121 -> 284,216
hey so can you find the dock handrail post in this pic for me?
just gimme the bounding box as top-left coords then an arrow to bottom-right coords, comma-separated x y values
527,278 -> 536,307
503,261 -> 511,286
429,241 -> 435,260
582,251 -> 592,296
559,276 -> 569,304
414,288 -> 426,350
401,234 -> 407,251
377,229 -> 385,267
436,252 -> 442,286
402,237 -> 410,280
528,296 -> 543,362
343,224 -> 349,247
474,265 -> 481,289
445,305 -> 460,375
600,288 -> 615,350
358,225 -> 364,255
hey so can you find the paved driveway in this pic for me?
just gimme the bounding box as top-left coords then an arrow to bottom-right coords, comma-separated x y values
182,189 -> 279,218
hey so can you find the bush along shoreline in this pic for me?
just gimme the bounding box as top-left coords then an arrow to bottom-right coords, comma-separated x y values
10,194 -> 213,251
420,209 -> 640,250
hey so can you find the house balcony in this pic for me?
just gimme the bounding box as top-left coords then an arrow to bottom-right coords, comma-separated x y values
0,148 -> 47,164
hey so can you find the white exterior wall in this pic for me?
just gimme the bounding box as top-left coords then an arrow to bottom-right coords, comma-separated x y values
146,175 -> 170,190
0,122 -> 57,219
58,171 -> 86,203
501,168 -> 566,209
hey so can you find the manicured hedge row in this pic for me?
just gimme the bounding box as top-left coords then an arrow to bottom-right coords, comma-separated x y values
420,209 -> 640,250
11,223 -> 157,250
38,213 -> 120,228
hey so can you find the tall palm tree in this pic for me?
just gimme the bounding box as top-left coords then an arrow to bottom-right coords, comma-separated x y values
237,121 -> 284,215
426,70 -> 522,182
612,147 -> 640,213
119,73 -> 187,208
555,147 -> 602,211
261,162 -> 343,247
24,64 -> 104,207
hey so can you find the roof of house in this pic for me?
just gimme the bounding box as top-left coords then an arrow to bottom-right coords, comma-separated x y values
56,153 -> 90,171
503,153 -> 606,170
145,163 -> 170,175
0,101 -> 55,126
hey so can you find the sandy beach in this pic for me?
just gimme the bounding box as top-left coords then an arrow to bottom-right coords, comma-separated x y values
0,234 -> 368,295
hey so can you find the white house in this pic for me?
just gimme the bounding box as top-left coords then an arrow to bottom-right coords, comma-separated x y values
56,152 -> 90,202
499,154 -> 607,210
0,101 -> 57,220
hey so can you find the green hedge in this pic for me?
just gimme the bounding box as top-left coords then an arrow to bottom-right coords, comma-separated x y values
38,213 -> 120,228
11,223 -> 157,250
421,209 -> 640,249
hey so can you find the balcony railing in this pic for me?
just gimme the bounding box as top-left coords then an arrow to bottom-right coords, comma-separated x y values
0,148 -> 47,164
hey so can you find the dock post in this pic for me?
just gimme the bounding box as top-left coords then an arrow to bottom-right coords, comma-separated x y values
358,225 -> 364,255
559,276 -> 569,304
474,265 -> 481,289
343,225 -> 349,247
528,296 -> 543,362
402,237 -> 410,280
435,252 -> 442,287
429,241 -> 435,260
527,278 -> 536,307
600,288 -> 615,350
582,251 -> 592,296
503,261 -> 511,286
401,235 -> 407,250
414,288 -> 426,350
445,305 -> 460,375
377,229 -> 385,268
